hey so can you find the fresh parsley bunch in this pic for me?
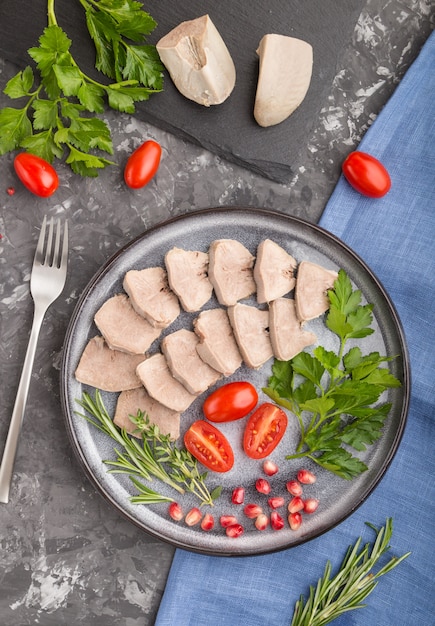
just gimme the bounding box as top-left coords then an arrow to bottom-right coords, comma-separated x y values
0,0 -> 164,176
264,269 -> 402,479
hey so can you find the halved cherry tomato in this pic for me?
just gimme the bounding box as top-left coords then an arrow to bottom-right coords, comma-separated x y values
184,420 -> 234,472
342,151 -> 391,198
124,139 -> 161,189
203,381 -> 258,423
243,403 -> 288,459
14,153 -> 59,197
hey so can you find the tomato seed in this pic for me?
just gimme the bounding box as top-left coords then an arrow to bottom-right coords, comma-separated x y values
303,498 -> 319,514
244,503 -> 263,519
231,486 -> 245,504
270,511 -> 285,531
263,460 -> 279,476
288,512 -> 302,530
220,514 -> 238,528
226,523 -> 244,538
287,497 -> 304,513
286,480 -> 303,497
254,513 -> 269,531
255,478 -> 271,495
268,496 -> 285,509
168,502 -> 183,521
201,513 -> 215,531
297,469 -> 317,484
185,507 -> 203,526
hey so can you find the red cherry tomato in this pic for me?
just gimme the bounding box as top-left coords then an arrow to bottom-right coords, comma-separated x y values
342,151 -> 391,198
14,153 -> 59,197
203,381 -> 258,423
243,403 -> 288,459
124,139 -> 162,189
184,420 -> 234,473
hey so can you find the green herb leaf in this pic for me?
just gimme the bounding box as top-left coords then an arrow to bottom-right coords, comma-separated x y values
32,99 -> 58,130
122,45 -> 164,89
4,66 -> 35,98
0,107 -> 33,153
21,129 -> 64,162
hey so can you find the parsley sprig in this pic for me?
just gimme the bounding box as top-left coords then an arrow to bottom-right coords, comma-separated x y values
76,390 -> 221,506
264,270 -> 401,479
0,0 -> 163,176
291,518 -> 410,625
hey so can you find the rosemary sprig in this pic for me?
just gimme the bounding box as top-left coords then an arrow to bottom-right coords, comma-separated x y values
291,518 -> 410,626
76,390 -> 219,506
129,412 -> 223,506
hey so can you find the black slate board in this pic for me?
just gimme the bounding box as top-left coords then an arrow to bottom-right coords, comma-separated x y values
0,0 -> 365,182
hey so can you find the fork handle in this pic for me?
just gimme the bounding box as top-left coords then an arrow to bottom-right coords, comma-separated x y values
0,301 -> 47,504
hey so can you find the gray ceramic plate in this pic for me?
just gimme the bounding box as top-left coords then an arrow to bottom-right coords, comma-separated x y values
60,208 -> 410,556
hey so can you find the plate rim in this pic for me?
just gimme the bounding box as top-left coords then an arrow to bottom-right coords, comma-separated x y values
60,206 -> 411,556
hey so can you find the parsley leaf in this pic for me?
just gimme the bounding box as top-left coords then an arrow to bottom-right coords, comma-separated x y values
263,269 -> 401,480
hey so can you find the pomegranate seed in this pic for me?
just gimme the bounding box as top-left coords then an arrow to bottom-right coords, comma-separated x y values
254,513 -> 270,531
220,514 -> 238,528
287,497 -> 304,513
263,460 -> 279,476
244,503 -> 263,519
226,523 -> 244,538
288,512 -> 302,530
286,480 -> 303,497
201,513 -> 215,531
185,507 -> 202,526
6,186 -> 15,196
231,486 -> 245,504
168,502 -> 183,521
268,496 -> 285,509
297,469 -> 317,484
304,498 -> 319,514
255,478 -> 271,495
270,511 -> 285,531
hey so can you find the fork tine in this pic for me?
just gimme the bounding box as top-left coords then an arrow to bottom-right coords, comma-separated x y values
44,217 -> 54,266
53,218 -> 61,268
34,215 -> 47,266
60,220 -> 68,270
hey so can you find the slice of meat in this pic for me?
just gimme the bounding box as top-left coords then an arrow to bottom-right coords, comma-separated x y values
254,239 -> 297,303
269,298 -> 317,361
94,293 -> 161,354
295,261 -> 338,322
123,267 -> 180,329
208,239 -> 256,306
165,247 -> 213,312
156,15 -> 236,107
136,353 -> 197,412
75,336 -> 145,391
161,328 -> 221,395
254,35 -> 313,127
227,303 -> 273,369
114,387 -> 181,440
194,308 -> 242,376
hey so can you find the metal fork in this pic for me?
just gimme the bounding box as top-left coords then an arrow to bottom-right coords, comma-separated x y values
0,216 -> 68,503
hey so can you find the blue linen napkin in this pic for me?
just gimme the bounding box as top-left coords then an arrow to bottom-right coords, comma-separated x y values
155,31 -> 435,626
